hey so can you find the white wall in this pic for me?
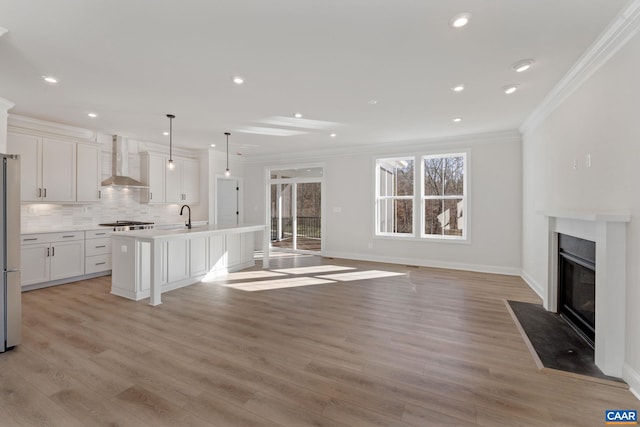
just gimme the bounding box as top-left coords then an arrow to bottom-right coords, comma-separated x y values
521,29 -> 640,391
0,97 -> 14,153
244,132 -> 523,275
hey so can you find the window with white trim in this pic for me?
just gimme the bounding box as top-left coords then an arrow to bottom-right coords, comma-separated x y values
375,157 -> 414,235
422,153 -> 466,239
375,152 -> 467,240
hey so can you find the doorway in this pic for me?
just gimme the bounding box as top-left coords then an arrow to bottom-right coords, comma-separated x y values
269,166 -> 323,253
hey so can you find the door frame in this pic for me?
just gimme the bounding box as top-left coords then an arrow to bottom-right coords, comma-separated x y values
265,163 -> 325,254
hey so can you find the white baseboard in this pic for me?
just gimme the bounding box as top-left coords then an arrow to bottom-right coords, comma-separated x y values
321,251 -> 521,276
623,363 -> 640,401
520,270 -> 545,300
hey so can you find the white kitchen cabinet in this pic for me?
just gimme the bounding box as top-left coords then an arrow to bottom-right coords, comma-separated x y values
20,232 -> 85,287
20,243 -> 50,286
165,156 -> 200,204
7,132 -> 76,202
85,229 -> 113,274
77,144 -> 102,202
141,153 -> 199,204
49,240 -> 85,280
165,238 -> 188,283
189,235 -> 209,277
140,152 -> 166,204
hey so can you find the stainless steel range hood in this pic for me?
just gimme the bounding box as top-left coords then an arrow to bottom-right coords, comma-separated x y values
101,135 -> 148,188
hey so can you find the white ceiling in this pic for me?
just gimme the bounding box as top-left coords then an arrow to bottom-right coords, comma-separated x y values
0,0 -> 628,158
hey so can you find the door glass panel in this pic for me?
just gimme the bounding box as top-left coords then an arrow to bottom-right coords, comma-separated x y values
271,183 -> 293,250
296,182 -> 321,252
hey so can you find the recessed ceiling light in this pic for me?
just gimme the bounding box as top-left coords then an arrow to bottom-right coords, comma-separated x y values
330,133 -> 337,138
503,85 -> 519,95
452,84 -> 465,92
210,144 -> 216,147
87,112 -> 97,118
42,75 -> 58,84
513,59 -> 534,73
452,117 -> 463,123
450,13 -> 471,28
368,100 -> 378,105
294,112 -> 302,118
232,76 -> 244,85
163,131 -> 169,136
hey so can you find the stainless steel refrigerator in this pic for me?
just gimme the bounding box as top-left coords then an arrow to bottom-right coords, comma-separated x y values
0,153 -> 20,352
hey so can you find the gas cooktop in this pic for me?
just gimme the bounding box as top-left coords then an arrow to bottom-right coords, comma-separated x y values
98,220 -> 154,227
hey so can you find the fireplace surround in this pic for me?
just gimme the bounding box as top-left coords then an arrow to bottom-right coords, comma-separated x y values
543,211 -> 629,378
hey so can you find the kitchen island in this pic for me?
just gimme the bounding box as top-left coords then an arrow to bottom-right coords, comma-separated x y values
110,224 -> 269,305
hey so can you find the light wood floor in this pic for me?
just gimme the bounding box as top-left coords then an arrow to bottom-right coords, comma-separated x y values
1,254 -> 638,426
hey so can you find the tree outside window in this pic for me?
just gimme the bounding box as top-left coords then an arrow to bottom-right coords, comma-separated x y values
423,154 -> 466,238
376,158 -> 414,235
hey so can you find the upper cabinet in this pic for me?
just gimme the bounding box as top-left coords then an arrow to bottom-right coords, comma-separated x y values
8,132 -> 77,202
141,153 -> 199,204
140,152 -> 166,204
77,144 -> 102,202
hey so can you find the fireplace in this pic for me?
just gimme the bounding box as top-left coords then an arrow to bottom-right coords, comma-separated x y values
542,211 -> 629,378
558,234 -> 595,347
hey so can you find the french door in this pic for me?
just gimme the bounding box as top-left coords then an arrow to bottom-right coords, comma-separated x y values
269,167 -> 323,253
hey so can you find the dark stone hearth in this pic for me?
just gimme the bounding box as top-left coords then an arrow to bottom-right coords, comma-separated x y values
508,300 -> 622,382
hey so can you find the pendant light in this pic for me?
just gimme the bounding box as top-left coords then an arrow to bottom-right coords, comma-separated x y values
167,114 -> 175,170
224,132 -> 231,176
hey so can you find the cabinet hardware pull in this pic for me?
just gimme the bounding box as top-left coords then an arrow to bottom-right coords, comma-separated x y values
38,188 -> 42,197
95,262 -> 106,266
44,188 -> 47,198
47,247 -> 50,257
95,232 -> 106,235
23,238 -> 38,241
51,247 -> 55,256
62,235 -> 75,238
98,190 -> 101,199
96,245 -> 106,248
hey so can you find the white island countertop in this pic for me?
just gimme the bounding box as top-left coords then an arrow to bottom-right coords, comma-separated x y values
114,223 -> 267,239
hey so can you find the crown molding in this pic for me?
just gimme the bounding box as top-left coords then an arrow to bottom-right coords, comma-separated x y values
8,114 -> 97,141
240,129 -> 521,164
521,0 -> 640,134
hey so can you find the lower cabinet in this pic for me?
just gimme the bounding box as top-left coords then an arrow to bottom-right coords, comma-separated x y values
111,231 -> 255,300
20,232 -> 85,288
85,229 -> 113,274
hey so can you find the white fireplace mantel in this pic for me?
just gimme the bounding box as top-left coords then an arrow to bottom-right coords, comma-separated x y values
542,210 -> 630,378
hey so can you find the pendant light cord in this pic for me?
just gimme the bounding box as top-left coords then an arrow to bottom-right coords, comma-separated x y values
225,132 -> 230,174
167,114 -> 175,162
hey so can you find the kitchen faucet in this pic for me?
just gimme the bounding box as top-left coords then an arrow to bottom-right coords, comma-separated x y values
180,204 -> 191,229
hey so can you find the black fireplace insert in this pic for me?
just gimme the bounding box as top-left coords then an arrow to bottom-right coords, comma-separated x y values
558,234 -> 595,348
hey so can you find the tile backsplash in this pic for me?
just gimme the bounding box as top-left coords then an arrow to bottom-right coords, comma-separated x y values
21,187 -> 187,230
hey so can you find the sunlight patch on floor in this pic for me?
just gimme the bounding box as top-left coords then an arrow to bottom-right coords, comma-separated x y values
223,277 -> 336,291
316,270 -> 406,282
273,265 -> 355,275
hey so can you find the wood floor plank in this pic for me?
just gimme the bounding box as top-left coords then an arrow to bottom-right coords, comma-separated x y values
4,254 -> 638,426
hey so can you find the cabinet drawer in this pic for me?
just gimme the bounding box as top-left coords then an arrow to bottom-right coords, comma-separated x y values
85,237 -> 112,256
21,231 -> 84,244
86,229 -> 113,239
21,234 -> 49,244
85,254 -> 111,274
